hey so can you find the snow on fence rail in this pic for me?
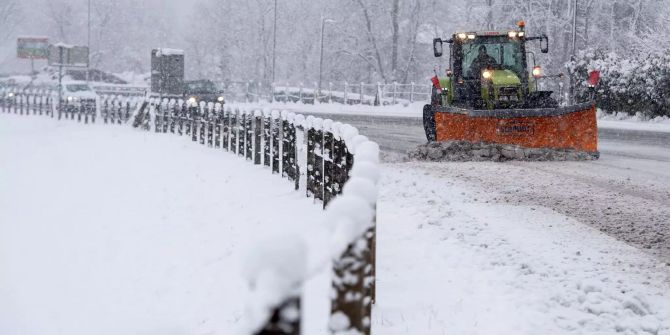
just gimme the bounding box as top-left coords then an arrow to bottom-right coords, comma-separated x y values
224,81 -> 431,106
2,91 -> 380,335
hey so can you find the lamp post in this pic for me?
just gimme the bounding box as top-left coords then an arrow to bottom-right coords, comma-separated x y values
87,0 -> 91,84
318,17 -> 336,94
272,0 -> 277,86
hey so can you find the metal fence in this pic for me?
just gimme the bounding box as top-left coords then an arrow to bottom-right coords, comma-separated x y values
133,99 -> 381,334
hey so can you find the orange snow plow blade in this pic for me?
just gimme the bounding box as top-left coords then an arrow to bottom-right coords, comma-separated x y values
434,102 -> 598,153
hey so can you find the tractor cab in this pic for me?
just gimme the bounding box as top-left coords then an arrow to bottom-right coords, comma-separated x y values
432,21 -> 556,110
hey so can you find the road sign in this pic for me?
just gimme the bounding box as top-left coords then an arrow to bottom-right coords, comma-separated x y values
17,37 -> 49,59
48,43 -> 89,68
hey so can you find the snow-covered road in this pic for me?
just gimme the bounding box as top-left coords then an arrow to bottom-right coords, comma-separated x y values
374,163 -> 670,334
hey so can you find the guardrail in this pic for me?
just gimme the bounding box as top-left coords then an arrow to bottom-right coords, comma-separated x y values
223,81 -> 430,106
93,84 -> 147,97
1,92 -> 380,334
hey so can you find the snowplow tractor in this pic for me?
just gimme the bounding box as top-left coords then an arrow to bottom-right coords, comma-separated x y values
421,22 -> 598,161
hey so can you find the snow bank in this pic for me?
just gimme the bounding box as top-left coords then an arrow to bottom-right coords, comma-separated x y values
242,233 -> 308,333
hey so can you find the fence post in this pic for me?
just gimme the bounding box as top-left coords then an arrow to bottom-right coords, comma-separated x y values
254,110 -> 262,165
231,108 -> 239,154
238,109 -> 246,156
263,109 -> 271,166
246,109 -> 253,160
312,118 -> 324,202
178,101 -> 185,136
163,99 -> 170,132
285,82 -> 289,103
191,103 -> 198,142
330,234 -> 370,335
359,82 -> 364,105
223,106 -> 231,151
298,83 -> 303,104
214,103 -> 222,148
281,111 -> 290,178
208,102 -> 215,146
271,83 -> 276,103
323,120 -> 335,207
170,99 -> 177,133
329,82 -> 333,104
257,82 -> 262,103
271,110 -> 281,174
392,81 -> 398,105
410,82 -> 415,103
344,82 -> 348,105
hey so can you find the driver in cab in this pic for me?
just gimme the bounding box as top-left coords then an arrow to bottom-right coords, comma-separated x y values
470,45 -> 498,78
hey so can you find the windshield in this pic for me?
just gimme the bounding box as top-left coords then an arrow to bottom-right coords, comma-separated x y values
186,81 -> 217,93
461,37 -> 523,79
66,84 -> 93,92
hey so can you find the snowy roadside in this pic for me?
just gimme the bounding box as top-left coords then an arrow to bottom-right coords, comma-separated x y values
373,162 -> 670,334
0,114 -> 331,335
243,102 -> 670,134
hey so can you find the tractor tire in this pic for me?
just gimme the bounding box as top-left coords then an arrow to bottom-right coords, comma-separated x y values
423,104 -> 437,142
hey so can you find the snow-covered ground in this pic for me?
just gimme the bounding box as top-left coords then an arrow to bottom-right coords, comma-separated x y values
2,113 -> 670,335
0,114 -> 330,335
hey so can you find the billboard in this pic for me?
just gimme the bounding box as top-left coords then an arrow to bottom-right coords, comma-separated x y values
47,44 -> 89,67
17,37 -> 49,59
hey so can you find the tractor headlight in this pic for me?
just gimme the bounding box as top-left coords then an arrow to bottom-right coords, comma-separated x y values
217,96 -> 224,102
518,31 -> 525,37
467,34 -> 476,40
188,97 -> 197,104
508,31 -> 518,38
482,69 -> 493,80
457,33 -> 467,40
532,66 -> 542,78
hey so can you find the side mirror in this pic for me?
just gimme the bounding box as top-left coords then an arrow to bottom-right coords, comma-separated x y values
540,35 -> 549,53
433,38 -> 443,58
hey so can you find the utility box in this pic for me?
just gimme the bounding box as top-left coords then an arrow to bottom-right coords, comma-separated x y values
151,48 -> 184,96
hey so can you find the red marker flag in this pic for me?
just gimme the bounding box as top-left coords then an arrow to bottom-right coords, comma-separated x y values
587,71 -> 600,87
431,75 -> 441,90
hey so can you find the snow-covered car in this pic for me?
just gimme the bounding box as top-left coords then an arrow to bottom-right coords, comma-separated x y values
184,79 -> 225,104
59,81 -> 97,114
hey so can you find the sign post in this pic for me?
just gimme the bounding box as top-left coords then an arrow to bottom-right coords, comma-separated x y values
48,43 -> 89,114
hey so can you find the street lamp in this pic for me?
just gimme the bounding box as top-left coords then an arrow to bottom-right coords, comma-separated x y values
272,0 -> 277,86
318,17 -> 336,94
87,0 -> 91,84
